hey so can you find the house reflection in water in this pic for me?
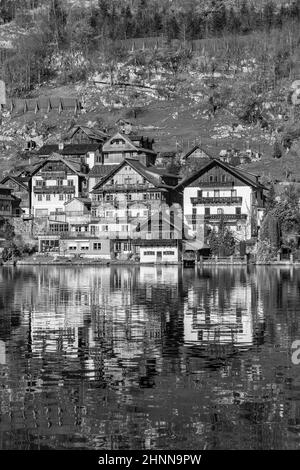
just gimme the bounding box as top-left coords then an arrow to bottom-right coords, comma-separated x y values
183,267 -> 264,351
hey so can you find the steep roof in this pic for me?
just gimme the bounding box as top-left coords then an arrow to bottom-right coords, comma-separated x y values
64,197 -> 91,207
88,164 -> 119,178
31,153 -> 87,177
0,175 -> 30,190
91,158 -> 179,193
177,158 -> 264,190
68,125 -> 108,142
37,143 -> 100,156
183,145 -> 215,160
103,132 -> 156,155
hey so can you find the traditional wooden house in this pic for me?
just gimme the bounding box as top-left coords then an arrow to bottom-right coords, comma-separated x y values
177,159 -> 265,243
37,143 -> 100,170
100,132 -> 156,166
0,185 -> 22,217
0,174 -> 31,215
89,158 -> 181,247
31,153 -> 88,218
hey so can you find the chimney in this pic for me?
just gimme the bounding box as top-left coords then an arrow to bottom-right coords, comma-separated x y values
58,142 -> 64,151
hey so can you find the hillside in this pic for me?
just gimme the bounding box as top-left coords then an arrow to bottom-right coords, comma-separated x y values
0,1 -> 300,182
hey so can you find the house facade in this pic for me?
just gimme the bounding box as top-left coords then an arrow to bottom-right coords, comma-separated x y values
31,154 -> 88,218
38,235 -> 111,259
178,159 -> 265,243
0,185 -> 22,217
0,175 -> 31,215
90,158 -> 181,239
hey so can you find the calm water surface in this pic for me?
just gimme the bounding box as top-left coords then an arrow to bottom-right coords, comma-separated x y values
0,265 -> 300,450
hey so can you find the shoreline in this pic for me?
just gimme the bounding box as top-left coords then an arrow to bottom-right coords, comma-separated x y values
1,257 -> 300,267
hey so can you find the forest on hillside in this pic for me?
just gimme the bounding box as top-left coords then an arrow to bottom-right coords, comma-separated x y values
1,0 -> 300,40
0,0 -> 300,96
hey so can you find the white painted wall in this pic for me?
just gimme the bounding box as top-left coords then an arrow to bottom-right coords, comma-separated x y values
183,184 -> 254,240
140,246 -> 179,263
32,175 -> 79,216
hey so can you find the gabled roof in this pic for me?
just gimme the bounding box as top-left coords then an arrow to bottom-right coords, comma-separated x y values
31,153 -> 87,177
37,143 -> 100,156
88,164 -> 119,178
103,132 -> 156,155
91,158 -> 179,193
183,145 -> 214,160
177,158 -> 264,190
64,197 -> 91,207
68,125 -> 109,142
0,175 -> 30,190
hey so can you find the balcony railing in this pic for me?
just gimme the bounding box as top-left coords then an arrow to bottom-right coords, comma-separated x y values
95,183 -> 151,192
196,181 -> 235,187
191,197 -> 242,205
204,214 -> 247,220
33,186 -> 75,194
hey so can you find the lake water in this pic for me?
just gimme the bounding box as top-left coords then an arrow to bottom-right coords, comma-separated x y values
0,265 -> 300,450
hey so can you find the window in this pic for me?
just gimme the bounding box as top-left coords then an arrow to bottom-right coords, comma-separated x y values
214,190 -> 220,197
102,225 -> 108,231
163,251 -> 175,256
49,223 -> 68,233
155,193 -> 160,199
59,194 -> 64,201
144,251 -> 155,256
69,246 -> 77,251
46,195 -> 50,201
36,180 -> 43,187
231,190 -> 237,197
197,190 -> 202,198
143,193 -> 147,200
236,207 -> 241,215
92,209 -> 97,217
81,246 -> 89,251
126,194 -> 132,201
38,195 -> 42,201
205,208 -> 210,215
221,175 -> 226,182
217,208 -> 224,214
57,179 -> 63,186
93,243 -> 102,250
115,242 -> 122,251
68,180 -> 74,186
209,175 -> 213,182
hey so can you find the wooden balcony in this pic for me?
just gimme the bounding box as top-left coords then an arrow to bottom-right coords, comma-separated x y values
204,214 -> 247,220
191,196 -> 242,205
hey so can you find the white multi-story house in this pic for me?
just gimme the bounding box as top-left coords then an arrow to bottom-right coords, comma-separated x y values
30,153 -> 88,218
178,159 -> 265,242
